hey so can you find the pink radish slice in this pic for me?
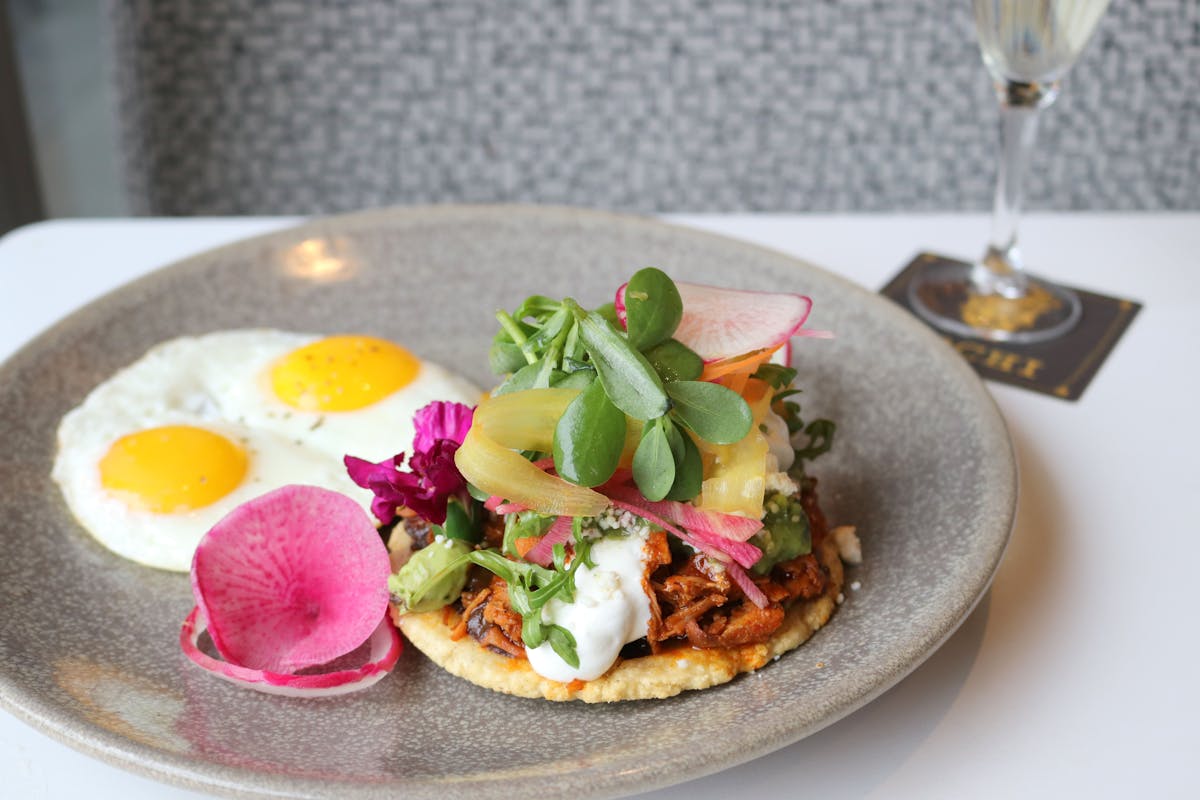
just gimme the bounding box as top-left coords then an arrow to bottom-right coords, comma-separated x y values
616,281 -> 813,363
604,485 -> 762,542
608,498 -> 761,569
190,485 -> 392,674
181,607 -> 400,697
726,562 -> 770,609
524,515 -> 573,567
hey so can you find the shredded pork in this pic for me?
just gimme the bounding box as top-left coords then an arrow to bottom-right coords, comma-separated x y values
431,480 -> 834,659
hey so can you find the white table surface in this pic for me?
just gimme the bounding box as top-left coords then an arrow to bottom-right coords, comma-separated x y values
1,213 -> 1197,799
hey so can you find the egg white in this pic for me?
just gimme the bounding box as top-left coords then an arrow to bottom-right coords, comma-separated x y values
52,330 -> 480,571
203,331 -> 481,463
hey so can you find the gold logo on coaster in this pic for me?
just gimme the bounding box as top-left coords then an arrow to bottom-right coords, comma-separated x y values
959,285 -> 1063,333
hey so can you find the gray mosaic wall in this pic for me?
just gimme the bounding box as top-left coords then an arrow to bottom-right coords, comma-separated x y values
108,0 -> 1199,215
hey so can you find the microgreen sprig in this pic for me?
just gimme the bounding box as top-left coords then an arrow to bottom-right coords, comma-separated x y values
472,519 -> 599,667
491,268 -> 753,502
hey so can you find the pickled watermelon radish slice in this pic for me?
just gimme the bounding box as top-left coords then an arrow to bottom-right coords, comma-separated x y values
615,281 -> 816,363
181,607 -> 401,697
524,515 -> 574,567
604,484 -> 762,542
190,485 -> 392,675
726,561 -> 770,609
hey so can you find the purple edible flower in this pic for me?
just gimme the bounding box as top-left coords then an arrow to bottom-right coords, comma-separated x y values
344,401 -> 475,526
412,401 -> 474,452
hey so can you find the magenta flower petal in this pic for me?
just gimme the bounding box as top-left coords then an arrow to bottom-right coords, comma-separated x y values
344,454 -> 417,525
409,440 -> 463,494
344,443 -> 466,526
412,401 -> 474,452
344,402 -> 476,526
345,453 -> 404,489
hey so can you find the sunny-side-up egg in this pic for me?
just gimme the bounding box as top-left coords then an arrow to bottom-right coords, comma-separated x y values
52,330 -> 480,572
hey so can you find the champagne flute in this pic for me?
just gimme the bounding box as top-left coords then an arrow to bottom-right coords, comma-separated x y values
908,0 -> 1111,344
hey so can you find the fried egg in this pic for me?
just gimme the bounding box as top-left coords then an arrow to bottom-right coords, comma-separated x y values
52,330 -> 479,571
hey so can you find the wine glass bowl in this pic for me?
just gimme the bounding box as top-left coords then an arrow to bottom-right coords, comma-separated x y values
908,0 -> 1111,344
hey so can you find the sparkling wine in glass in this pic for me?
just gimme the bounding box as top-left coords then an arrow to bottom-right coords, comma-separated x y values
908,0 -> 1111,344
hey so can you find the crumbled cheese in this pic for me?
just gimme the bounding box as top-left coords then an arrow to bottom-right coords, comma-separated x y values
695,554 -> 727,580
832,525 -> 862,565
836,593 -> 845,604
764,470 -> 800,497
850,580 -> 861,591
587,506 -> 650,537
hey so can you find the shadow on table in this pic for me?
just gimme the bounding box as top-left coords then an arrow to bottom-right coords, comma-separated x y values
643,411 -> 1063,798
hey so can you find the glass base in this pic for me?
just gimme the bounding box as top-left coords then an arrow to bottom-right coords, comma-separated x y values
907,260 -> 1081,344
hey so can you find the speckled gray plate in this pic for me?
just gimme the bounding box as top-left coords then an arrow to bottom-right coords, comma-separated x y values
0,206 -> 1015,799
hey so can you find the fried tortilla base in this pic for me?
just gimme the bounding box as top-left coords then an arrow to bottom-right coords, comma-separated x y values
395,536 -> 844,702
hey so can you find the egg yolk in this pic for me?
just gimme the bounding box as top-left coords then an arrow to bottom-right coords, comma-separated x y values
269,335 -> 420,412
99,425 -> 248,513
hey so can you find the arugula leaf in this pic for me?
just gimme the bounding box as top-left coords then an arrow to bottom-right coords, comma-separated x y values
794,419 -> 836,463
623,267 -> 683,350
462,526 -> 601,668
632,419 -> 675,501
553,378 -> 627,486
521,613 -> 544,647
546,624 -> 580,668
573,304 -> 669,420
666,380 -> 753,445
644,338 -> 703,382
752,363 -> 798,390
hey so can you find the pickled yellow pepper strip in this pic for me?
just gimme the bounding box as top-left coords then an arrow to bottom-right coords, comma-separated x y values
454,425 -> 609,517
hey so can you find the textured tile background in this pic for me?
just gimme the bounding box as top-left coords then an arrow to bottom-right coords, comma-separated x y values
108,0 -> 1199,215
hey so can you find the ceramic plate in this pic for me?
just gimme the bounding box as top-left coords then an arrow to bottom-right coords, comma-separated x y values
0,206 -> 1015,798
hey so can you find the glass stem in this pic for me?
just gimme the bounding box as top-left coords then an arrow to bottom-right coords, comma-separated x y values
974,81 -> 1055,299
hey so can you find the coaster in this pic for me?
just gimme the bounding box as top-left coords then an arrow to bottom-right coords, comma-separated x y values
881,253 -> 1141,401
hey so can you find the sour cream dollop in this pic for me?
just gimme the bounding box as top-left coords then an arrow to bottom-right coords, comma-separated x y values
524,529 -> 651,682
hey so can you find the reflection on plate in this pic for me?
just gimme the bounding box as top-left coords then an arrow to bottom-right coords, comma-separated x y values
0,206 -> 1015,799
